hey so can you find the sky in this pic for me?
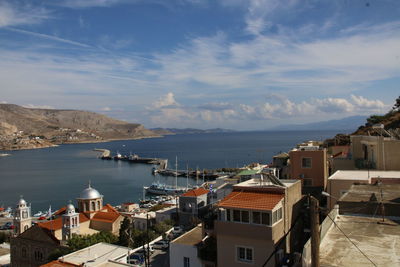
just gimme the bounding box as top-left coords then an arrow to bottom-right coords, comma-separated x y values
0,0 -> 399,130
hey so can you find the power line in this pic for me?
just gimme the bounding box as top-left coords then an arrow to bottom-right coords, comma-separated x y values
325,213 -> 377,267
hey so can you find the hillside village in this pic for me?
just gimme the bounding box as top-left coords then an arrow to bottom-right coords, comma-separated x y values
0,97 -> 400,267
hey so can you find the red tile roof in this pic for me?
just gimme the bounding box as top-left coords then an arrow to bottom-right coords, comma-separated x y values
38,213 -> 89,231
92,211 -> 120,223
182,187 -> 209,197
103,204 -> 119,213
218,189 -> 283,211
40,260 -> 78,267
53,207 -> 66,216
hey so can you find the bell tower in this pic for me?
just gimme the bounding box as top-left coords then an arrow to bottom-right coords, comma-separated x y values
62,201 -> 80,241
13,196 -> 32,235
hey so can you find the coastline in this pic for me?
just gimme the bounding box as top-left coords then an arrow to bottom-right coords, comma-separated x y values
0,134 -> 163,152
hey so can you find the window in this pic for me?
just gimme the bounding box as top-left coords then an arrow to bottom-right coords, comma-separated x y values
241,210 -> 249,223
22,247 -> 27,258
24,225 -> 29,231
261,212 -> 270,225
91,202 -> 96,211
272,207 -> 283,224
237,246 -> 253,263
233,210 -> 241,222
226,209 -> 231,221
302,157 -> 312,168
34,250 -> 43,261
252,212 -> 260,224
183,257 -> 190,267
303,179 -> 313,186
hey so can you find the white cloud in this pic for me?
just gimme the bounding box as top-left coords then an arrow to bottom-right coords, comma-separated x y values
350,95 -> 386,110
23,104 -> 55,109
152,92 -> 180,109
101,107 -> 112,111
0,1 -> 49,27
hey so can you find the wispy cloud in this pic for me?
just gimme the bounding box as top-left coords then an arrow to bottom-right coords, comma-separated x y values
0,1 -> 50,27
6,28 -> 91,48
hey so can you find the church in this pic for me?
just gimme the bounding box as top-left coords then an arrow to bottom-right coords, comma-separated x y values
10,184 -> 124,267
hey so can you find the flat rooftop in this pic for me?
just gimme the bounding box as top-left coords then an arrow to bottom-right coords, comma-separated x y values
172,225 -> 203,246
340,184 -> 400,204
58,242 -> 129,266
328,170 -> 400,181
320,215 -> 400,267
237,178 -> 298,188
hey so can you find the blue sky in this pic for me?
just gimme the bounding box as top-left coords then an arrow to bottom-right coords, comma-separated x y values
0,0 -> 399,130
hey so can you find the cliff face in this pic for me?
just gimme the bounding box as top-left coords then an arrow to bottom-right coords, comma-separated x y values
0,104 -> 159,150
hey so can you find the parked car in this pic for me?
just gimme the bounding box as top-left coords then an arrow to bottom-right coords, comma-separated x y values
152,240 -> 169,249
0,222 -> 13,230
172,226 -> 183,235
136,245 -> 155,255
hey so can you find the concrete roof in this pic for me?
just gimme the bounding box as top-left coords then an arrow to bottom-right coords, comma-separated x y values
237,178 -> 298,188
172,225 -> 203,246
58,242 -> 130,267
328,170 -> 400,181
319,215 -> 400,267
339,184 -> 400,204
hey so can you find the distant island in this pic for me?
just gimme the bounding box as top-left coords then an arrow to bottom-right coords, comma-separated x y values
271,115 -> 367,132
150,128 -> 235,135
0,104 -> 159,150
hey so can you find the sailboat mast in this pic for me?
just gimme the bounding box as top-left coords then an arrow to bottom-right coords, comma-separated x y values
175,156 -> 178,189
186,164 -> 189,190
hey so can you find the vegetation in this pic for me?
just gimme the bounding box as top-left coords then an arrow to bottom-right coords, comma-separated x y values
118,217 -> 173,248
48,231 -> 118,260
198,236 -> 217,262
393,96 -> 400,111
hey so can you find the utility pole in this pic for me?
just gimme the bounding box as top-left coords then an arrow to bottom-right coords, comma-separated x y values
146,213 -> 150,267
310,195 -> 320,267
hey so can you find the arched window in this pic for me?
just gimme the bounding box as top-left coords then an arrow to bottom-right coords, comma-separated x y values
34,250 -> 43,261
91,202 -> 96,211
22,247 -> 27,257
85,202 -> 89,211
24,225 -> 29,231
97,200 -> 101,210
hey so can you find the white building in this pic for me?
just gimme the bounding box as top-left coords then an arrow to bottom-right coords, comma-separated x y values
170,225 -> 204,267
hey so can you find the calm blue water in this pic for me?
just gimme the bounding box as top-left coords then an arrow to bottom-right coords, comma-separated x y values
0,131 -> 340,212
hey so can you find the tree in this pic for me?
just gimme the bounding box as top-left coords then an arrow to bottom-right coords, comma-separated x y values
67,231 -> 118,251
118,217 -> 131,247
393,96 -> 400,111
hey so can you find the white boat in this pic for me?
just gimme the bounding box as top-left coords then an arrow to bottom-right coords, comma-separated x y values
144,182 -> 188,195
33,211 -> 45,217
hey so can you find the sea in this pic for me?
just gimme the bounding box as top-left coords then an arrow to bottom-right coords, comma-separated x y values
0,130 -> 343,213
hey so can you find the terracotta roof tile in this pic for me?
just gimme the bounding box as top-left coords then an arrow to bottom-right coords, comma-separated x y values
53,207 -> 66,216
103,204 -> 119,213
92,211 -> 120,223
40,260 -> 78,267
182,187 -> 209,197
38,213 -> 89,231
218,189 -> 283,211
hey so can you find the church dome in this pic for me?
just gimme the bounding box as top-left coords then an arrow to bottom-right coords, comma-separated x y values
66,203 -> 75,213
79,185 -> 102,199
18,198 -> 26,206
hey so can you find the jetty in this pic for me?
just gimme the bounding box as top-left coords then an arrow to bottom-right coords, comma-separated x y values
95,150 -> 168,168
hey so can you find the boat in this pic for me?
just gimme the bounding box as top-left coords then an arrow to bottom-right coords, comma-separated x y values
33,211 -> 45,217
144,182 -> 188,195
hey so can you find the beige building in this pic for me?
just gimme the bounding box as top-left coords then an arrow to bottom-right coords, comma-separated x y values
215,176 -> 302,267
351,135 -> 400,170
326,170 -> 400,210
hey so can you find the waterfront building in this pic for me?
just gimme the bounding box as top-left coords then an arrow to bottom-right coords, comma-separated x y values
215,176 -> 302,267
13,196 -> 32,235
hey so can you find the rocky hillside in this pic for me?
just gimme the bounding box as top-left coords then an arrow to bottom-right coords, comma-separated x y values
352,110 -> 400,136
0,104 -> 159,150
